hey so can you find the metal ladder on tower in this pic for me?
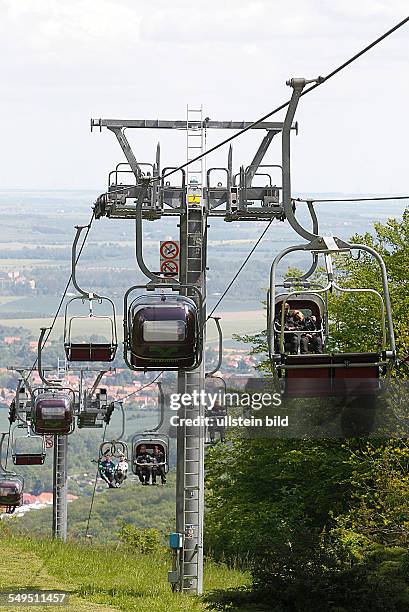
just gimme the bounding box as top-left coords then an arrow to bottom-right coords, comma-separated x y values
177,105 -> 206,593
186,105 -> 204,207
53,434 -> 68,541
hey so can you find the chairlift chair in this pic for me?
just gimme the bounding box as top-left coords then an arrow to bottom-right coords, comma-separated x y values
268,244 -> 396,398
64,296 -> 118,362
124,286 -> 202,371
0,433 -> 24,513
97,440 -> 129,488
78,387 -> 109,429
205,375 -> 227,444
64,224 -> 118,362
131,433 -> 169,476
12,428 -> 46,466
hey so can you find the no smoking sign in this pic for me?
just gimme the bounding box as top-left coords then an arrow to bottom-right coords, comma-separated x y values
160,240 -> 180,276
160,240 -> 180,259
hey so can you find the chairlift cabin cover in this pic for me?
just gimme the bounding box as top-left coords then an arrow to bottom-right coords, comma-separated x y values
33,392 -> 74,435
0,477 -> 23,510
127,294 -> 199,370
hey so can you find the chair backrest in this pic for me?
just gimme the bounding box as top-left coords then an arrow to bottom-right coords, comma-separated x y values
275,294 -> 325,324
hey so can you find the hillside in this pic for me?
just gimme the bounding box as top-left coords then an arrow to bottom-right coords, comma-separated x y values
0,532 -> 250,612
10,474 -> 177,543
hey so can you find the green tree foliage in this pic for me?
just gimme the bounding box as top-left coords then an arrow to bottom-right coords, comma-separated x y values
329,210 -> 409,355
205,211 -> 409,610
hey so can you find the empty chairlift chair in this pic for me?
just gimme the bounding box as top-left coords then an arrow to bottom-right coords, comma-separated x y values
64,296 -> 118,362
32,390 -> 74,435
12,430 -> 46,466
126,293 -> 200,370
64,225 -> 118,362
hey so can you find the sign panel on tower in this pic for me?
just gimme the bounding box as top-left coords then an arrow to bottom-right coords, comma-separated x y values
160,240 -> 180,276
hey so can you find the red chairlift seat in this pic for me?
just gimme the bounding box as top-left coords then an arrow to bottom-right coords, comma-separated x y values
64,295 -> 118,363
280,352 -> 382,398
12,430 -> 47,466
65,342 -> 116,362
13,453 -> 45,466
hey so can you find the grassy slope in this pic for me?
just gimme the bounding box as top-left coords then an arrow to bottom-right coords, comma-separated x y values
0,534 -> 249,612
11,475 -> 177,544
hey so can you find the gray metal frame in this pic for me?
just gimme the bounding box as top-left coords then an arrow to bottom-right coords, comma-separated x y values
63,225 -> 118,354
205,317 -> 223,377
268,243 -> 396,364
92,115 -> 298,222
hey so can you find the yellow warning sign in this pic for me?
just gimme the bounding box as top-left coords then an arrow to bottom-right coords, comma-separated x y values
188,195 -> 201,204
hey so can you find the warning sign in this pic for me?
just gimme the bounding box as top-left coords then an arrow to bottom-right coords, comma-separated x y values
160,240 -> 180,277
160,260 -> 179,275
160,240 -> 180,260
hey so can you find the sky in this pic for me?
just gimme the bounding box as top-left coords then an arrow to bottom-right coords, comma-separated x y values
0,0 -> 408,194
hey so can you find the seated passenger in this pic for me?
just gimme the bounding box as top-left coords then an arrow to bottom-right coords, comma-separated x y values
134,444 -> 152,485
114,453 -> 128,487
209,403 -> 226,443
299,313 -> 323,354
292,311 -> 309,354
151,445 -> 166,485
98,453 -> 116,488
275,304 -> 300,354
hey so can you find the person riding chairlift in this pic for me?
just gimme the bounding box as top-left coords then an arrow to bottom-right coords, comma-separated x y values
151,445 -> 166,485
98,453 -> 116,488
114,453 -> 128,487
275,304 -> 300,354
293,310 -> 323,354
134,444 -> 152,485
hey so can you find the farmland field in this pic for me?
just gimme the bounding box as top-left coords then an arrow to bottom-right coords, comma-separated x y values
0,309 -> 266,346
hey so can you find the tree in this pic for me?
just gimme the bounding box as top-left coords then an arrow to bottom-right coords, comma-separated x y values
205,210 -> 409,610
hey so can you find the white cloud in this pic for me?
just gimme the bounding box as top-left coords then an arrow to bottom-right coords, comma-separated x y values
0,0 -> 407,192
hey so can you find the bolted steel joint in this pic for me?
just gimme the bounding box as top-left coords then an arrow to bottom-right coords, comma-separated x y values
286,76 -> 325,90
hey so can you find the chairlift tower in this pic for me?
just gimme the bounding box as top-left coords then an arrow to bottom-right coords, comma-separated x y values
52,434 -> 68,540
90,83 -> 304,595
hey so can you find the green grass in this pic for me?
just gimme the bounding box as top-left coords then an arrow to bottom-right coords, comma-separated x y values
0,533 -> 250,612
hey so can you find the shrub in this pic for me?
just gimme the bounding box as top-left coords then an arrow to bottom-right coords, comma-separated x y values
117,523 -> 162,554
